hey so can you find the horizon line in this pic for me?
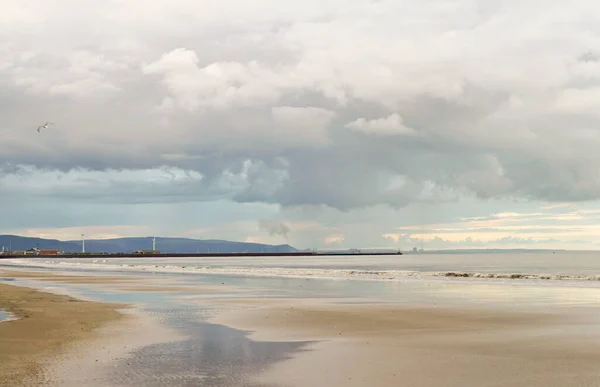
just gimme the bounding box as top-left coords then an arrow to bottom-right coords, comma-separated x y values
0,234 -> 598,253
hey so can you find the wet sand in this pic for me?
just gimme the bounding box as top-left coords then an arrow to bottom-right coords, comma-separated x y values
212,302 -> 600,387
0,269 -> 239,294
46,308 -> 185,387
0,282 -> 126,386
5,266 -> 600,386
0,269 -> 143,284
0,269 -> 309,386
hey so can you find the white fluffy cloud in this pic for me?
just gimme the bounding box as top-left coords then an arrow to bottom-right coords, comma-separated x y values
345,114 -> 416,135
3,0 -> 600,248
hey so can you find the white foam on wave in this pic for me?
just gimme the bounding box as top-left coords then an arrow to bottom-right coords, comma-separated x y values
4,258 -> 600,284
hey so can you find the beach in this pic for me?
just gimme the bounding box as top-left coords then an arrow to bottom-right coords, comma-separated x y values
0,282 -> 125,386
212,302 -> 600,387
3,253 -> 600,386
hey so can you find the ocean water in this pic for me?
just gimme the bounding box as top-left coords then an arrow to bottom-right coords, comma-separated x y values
5,251 -> 600,310
5,251 -> 600,283
0,309 -> 9,322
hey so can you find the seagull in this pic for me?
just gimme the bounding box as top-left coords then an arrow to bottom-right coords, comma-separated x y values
37,122 -> 54,132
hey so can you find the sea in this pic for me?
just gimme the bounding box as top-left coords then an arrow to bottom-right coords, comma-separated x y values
2,251 -> 600,311
7,250 -> 600,280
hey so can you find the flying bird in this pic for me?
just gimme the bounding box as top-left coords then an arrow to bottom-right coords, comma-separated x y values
37,122 -> 54,132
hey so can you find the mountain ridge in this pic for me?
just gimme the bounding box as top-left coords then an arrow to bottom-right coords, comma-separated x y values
0,235 -> 297,254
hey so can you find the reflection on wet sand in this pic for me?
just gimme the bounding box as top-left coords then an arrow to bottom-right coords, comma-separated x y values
94,307 -> 315,386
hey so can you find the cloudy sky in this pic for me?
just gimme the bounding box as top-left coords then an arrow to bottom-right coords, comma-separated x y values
2,0 -> 600,250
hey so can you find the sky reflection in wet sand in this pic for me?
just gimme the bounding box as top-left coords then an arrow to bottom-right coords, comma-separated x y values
0,310 -> 10,322
103,307 -> 315,386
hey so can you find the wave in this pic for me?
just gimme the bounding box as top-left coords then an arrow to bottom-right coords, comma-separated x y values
4,258 -> 600,283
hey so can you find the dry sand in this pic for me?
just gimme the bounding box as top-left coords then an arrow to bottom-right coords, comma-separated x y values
212,302 -> 600,387
0,282 -> 126,387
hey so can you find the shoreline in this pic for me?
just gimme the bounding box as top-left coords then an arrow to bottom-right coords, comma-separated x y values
0,282 -> 127,386
6,258 -> 600,285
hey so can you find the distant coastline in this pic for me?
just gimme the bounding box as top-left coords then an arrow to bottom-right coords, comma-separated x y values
0,235 -> 591,257
0,251 -> 403,259
401,248 -> 572,254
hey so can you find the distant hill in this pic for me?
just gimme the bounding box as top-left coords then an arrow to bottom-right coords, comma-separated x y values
0,235 -> 297,254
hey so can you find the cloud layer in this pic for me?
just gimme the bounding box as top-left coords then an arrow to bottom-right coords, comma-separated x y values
3,0 -> 600,248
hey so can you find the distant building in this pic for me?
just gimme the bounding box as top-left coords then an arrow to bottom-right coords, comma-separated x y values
7,249 -> 37,256
2,248 -> 62,256
38,249 -> 60,256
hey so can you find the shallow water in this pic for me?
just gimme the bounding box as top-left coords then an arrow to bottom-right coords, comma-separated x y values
6,262 -> 600,310
0,309 -> 10,322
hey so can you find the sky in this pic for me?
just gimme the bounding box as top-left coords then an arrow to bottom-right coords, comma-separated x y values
2,0 -> 600,250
